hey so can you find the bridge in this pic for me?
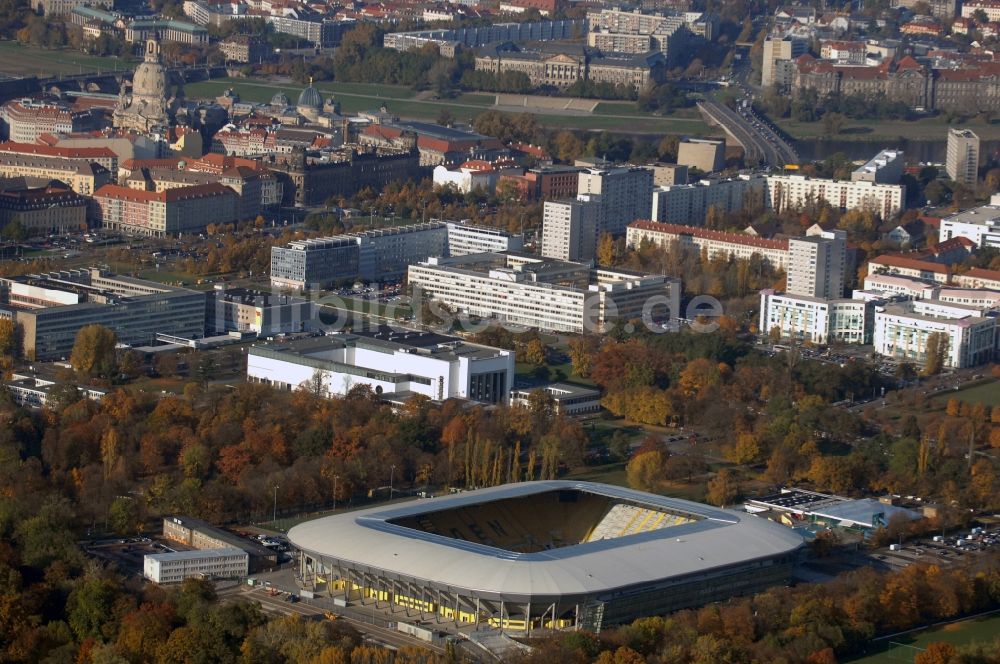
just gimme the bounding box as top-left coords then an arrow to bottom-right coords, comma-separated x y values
697,98 -> 798,168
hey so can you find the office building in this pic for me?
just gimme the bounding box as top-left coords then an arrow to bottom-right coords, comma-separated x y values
4,369 -> 107,408
162,516 -> 277,572
270,222 -> 523,290
939,205 -> 1000,248
627,221 -> 789,270
577,165 -> 654,237
247,329 -> 515,404
144,548 -> 249,584
946,128 -> 980,185
766,174 -> 904,218
651,174 -> 766,225
383,19 -> 586,53
676,138 -> 725,173
408,253 -> 678,334
542,199 -> 599,262
0,184 -> 87,235
207,288 -> 316,337
851,149 -> 904,184
0,269 -> 206,360
510,382 -> 602,416
218,34 -> 271,63
93,182 -> 239,236
786,229 -> 847,299
759,290 -> 876,345
873,299 -> 996,368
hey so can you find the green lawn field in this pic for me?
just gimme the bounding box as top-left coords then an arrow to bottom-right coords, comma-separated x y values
931,379 -> 1000,408
780,116 -> 1000,141
0,41 -> 136,77
847,612 -> 1000,664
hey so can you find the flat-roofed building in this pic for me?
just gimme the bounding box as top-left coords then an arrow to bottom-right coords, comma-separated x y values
852,149 -> 904,184
162,516 -> 277,572
0,268 -> 206,360
677,138 -> 725,173
946,128 -> 980,185
510,382 -> 601,416
759,289 -> 877,345
408,253 -> 678,333
873,299 -> 996,368
207,288 -> 316,337
144,548 -> 248,584
765,174 -> 905,218
786,229 -> 847,299
650,174 -> 766,225
939,204 -> 1000,248
542,199 -> 599,262
247,328 -> 515,404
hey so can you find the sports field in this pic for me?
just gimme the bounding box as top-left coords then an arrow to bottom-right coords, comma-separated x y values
183,77 -> 717,134
0,42 -> 135,77
847,612 -> 1000,663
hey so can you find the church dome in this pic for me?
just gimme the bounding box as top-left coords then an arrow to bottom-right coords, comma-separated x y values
132,58 -> 168,101
271,92 -> 290,107
297,83 -> 322,111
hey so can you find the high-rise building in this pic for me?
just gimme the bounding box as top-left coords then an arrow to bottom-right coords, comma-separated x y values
576,165 -> 653,237
786,229 -> 847,299
946,128 -> 980,185
762,37 -> 807,88
541,199 -> 599,261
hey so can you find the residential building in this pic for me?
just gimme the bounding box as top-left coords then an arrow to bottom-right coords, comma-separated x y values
510,382 -> 602,416
0,99 -> 100,143
407,253 -> 679,334
0,153 -> 111,196
122,163 -> 273,221
246,329 -> 515,404
0,269 -> 206,360
961,0 -> 1000,21
144,549 -> 249,584
939,204 -> 1000,249
786,229 -> 847,299
35,0 -> 112,16
585,8 -> 691,61
820,40 -> 867,64
542,199 -> 599,261
626,221 -> 789,270
953,267 -> 1000,290
206,288 -> 316,337
762,36 -> 807,88
0,141 -> 118,177
867,254 -> 951,284
766,174 -> 905,218
676,138 -> 725,173
650,174 -> 767,225
576,165 -> 654,236
873,299 -> 996,368
851,149 -> 904,184
162,516 -> 277,572
93,182 -> 240,236
759,290 -> 877,344
0,184 -> 87,235
646,163 -> 688,187
265,16 -> 356,47
946,128 -> 980,185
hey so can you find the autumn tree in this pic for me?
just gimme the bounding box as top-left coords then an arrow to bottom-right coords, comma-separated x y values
70,324 -> 118,378
626,449 -> 667,492
921,332 -> 947,376
705,469 -> 739,507
0,318 -> 19,358
567,335 -> 599,378
597,233 -> 616,266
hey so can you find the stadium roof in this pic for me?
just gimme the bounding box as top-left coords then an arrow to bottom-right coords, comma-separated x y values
289,481 -> 804,602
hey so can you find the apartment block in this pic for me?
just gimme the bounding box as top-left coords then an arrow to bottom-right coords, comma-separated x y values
851,149 -> 904,184
867,254 -> 951,284
0,153 -> 111,196
407,253 -> 678,334
786,229 -> 847,299
576,165 -> 654,236
0,100 -> 100,143
247,329 -> 514,404
762,37 -> 807,88
93,183 -> 239,236
144,549 -> 248,584
766,174 -> 905,218
646,163 -> 688,186
677,138 -> 725,173
946,128 -> 980,185
651,174 -> 766,225
445,221 -> 524,256
542,199 -> 599,262
626,221 -> 789,270
0,269 -> 206,360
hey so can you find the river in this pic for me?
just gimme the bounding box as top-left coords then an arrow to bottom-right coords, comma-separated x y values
792,138 -> 1000,164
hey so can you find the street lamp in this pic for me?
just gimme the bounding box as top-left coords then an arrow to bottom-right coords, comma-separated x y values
333,475 -> 339,511
272,485 -> 279,523
389,465 -> 396,501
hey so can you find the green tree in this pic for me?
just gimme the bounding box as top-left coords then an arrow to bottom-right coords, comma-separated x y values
108,496 -> 138,536
1,218 -> 26,242
71,324 -> 118,378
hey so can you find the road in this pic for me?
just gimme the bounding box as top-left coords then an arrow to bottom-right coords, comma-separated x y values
698,97 -> 797,168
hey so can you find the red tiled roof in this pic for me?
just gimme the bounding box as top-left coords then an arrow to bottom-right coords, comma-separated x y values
869,254 -> 949,274
0,141 -> 116,160
628,220 -> 789,250
94,182 -> 236,203
962,267 -> 1000,281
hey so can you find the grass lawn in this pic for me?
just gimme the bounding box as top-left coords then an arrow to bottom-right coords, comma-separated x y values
184,77 -> 717,133
779,116 -> 1000,141
931,378 -> 1000,408
846,612 -> 1000,664
0,42 -> 136,77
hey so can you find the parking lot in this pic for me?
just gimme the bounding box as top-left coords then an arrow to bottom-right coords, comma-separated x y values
868,527 -> 1000,570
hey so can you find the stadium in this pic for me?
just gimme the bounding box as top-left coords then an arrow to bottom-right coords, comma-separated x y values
289,481 -> 804,633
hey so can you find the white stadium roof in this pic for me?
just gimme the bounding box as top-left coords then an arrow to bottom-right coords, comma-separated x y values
288,481 -> 803,601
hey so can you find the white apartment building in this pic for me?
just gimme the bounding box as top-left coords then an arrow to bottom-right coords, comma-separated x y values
576,166 -> 654,236
407,253 -> 678,333
651,174 -> 766,225
867,255 -> 951,284
946,128 -> 980,185
759,289 -> 875,344
143,548 -> 248,584
542,199 -> 598,261
939,205 -> 1000,248
953,268 -> 1000,291
851,149 -> 904,184
247,330 -> 515,404
863,273 -> 939,299
626,220 -> 789,270
766,174 -> 904,218
873,299 -> 996,368
786,229 -> 847,299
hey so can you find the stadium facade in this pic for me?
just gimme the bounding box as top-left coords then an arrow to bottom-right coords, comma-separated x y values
289,481 -> 803,633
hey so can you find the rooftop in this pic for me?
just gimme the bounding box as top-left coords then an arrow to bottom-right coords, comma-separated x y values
144,547 -> 248,563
